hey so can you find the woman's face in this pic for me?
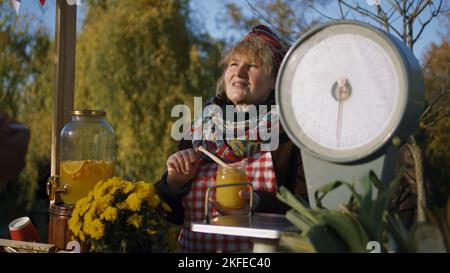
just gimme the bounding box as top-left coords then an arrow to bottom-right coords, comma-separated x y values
224,53 -> 275,105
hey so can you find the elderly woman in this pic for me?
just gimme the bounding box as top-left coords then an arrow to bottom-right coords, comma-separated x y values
155,25 -> 306,252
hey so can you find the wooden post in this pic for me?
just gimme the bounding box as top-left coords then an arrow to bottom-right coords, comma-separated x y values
48,0 -> 77,249
51,0 -> 77,184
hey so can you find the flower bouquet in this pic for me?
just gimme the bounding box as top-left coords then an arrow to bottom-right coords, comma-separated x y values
68,177 -> 178,252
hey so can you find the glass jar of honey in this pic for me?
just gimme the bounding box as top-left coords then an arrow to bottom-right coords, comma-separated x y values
215,165 -> 248,209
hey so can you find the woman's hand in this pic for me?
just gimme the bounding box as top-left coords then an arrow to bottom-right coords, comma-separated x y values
166,148 -> 201,193
209,190 -> 260,216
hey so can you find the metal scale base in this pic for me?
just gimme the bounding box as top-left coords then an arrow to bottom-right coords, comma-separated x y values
191,213 -> 298,253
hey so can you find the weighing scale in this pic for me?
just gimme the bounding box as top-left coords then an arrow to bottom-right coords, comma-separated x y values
277,20 -> 424,208
191,20 -> 424,251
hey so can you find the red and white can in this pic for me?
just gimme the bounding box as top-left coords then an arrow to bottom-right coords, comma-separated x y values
9,217 -> 41,243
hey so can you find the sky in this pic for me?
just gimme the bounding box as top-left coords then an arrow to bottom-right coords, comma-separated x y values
12,0 -> 447,61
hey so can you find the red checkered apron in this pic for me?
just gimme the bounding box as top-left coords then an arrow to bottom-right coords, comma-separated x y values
178,151 -> 277,252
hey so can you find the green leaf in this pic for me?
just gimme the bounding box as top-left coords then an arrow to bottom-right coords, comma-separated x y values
341,182 -> 363,206
277,186 -> 318,225
363,170 -> 402,241
320,212 -> 369,253
279,232 -> 316,253
286,209 -> 314,234
369,170 -> 385,193
346,195 -> 357,211
316,181 -> 343,193
347,213 -> 372,252
307,225 -> 349,253
314,181 -> 343,208
359,177 -> 373,231
387,213 -> 414,252
360,175 -> 372,197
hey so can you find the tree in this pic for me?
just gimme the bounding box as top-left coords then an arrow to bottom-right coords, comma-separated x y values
227,1 -> 446,52
422,37 -> 450,206
0,0 -> 53,209
217,0 -> 328,44
331,0 -> 446,51
76,0 -> 223,182
17,34 -> 53,209
0,1 -> 41,118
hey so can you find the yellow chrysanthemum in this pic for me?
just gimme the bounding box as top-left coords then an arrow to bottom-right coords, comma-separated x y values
86,190 -> 94,200
68,177 -> 172,252
95,177 -> 129,198
74,196 -> 92,216
78,231 -> 86,242
116,201 -> 127,210
115,178 -> 135,195
93,181 -> 107,199
135,181 -> 155,197
146,229 -> 158,236
127,214 -> 143,229
95,196 -> 113,213
121,182 -> 135,194
125,193 -> 143,212
100,207 -> 118,222
68,213 -> 82,237
148,194 -> 160,208
85,219 -> 104,240
161,202 -> 172,212
83,206 -> 96,229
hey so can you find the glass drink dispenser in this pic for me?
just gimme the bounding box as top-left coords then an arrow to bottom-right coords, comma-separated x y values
58,110 -> 115,205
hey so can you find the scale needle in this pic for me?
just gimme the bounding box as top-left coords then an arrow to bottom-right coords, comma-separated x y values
335,78 -> 346,147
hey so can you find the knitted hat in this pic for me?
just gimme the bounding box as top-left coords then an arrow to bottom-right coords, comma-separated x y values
243,25 -> 287,72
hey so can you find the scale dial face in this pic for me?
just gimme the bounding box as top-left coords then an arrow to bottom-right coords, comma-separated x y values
277,23 -> 407,162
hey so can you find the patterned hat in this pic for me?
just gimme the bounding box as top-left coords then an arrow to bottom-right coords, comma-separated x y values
243,25 -> 287,72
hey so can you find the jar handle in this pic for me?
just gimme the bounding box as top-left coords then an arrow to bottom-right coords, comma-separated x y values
204,182 -> 253,223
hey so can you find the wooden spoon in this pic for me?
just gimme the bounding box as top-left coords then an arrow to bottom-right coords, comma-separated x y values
197,146 -> 230,168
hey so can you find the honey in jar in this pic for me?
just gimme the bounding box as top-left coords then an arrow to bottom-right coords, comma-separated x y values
215,165 -> 248,209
